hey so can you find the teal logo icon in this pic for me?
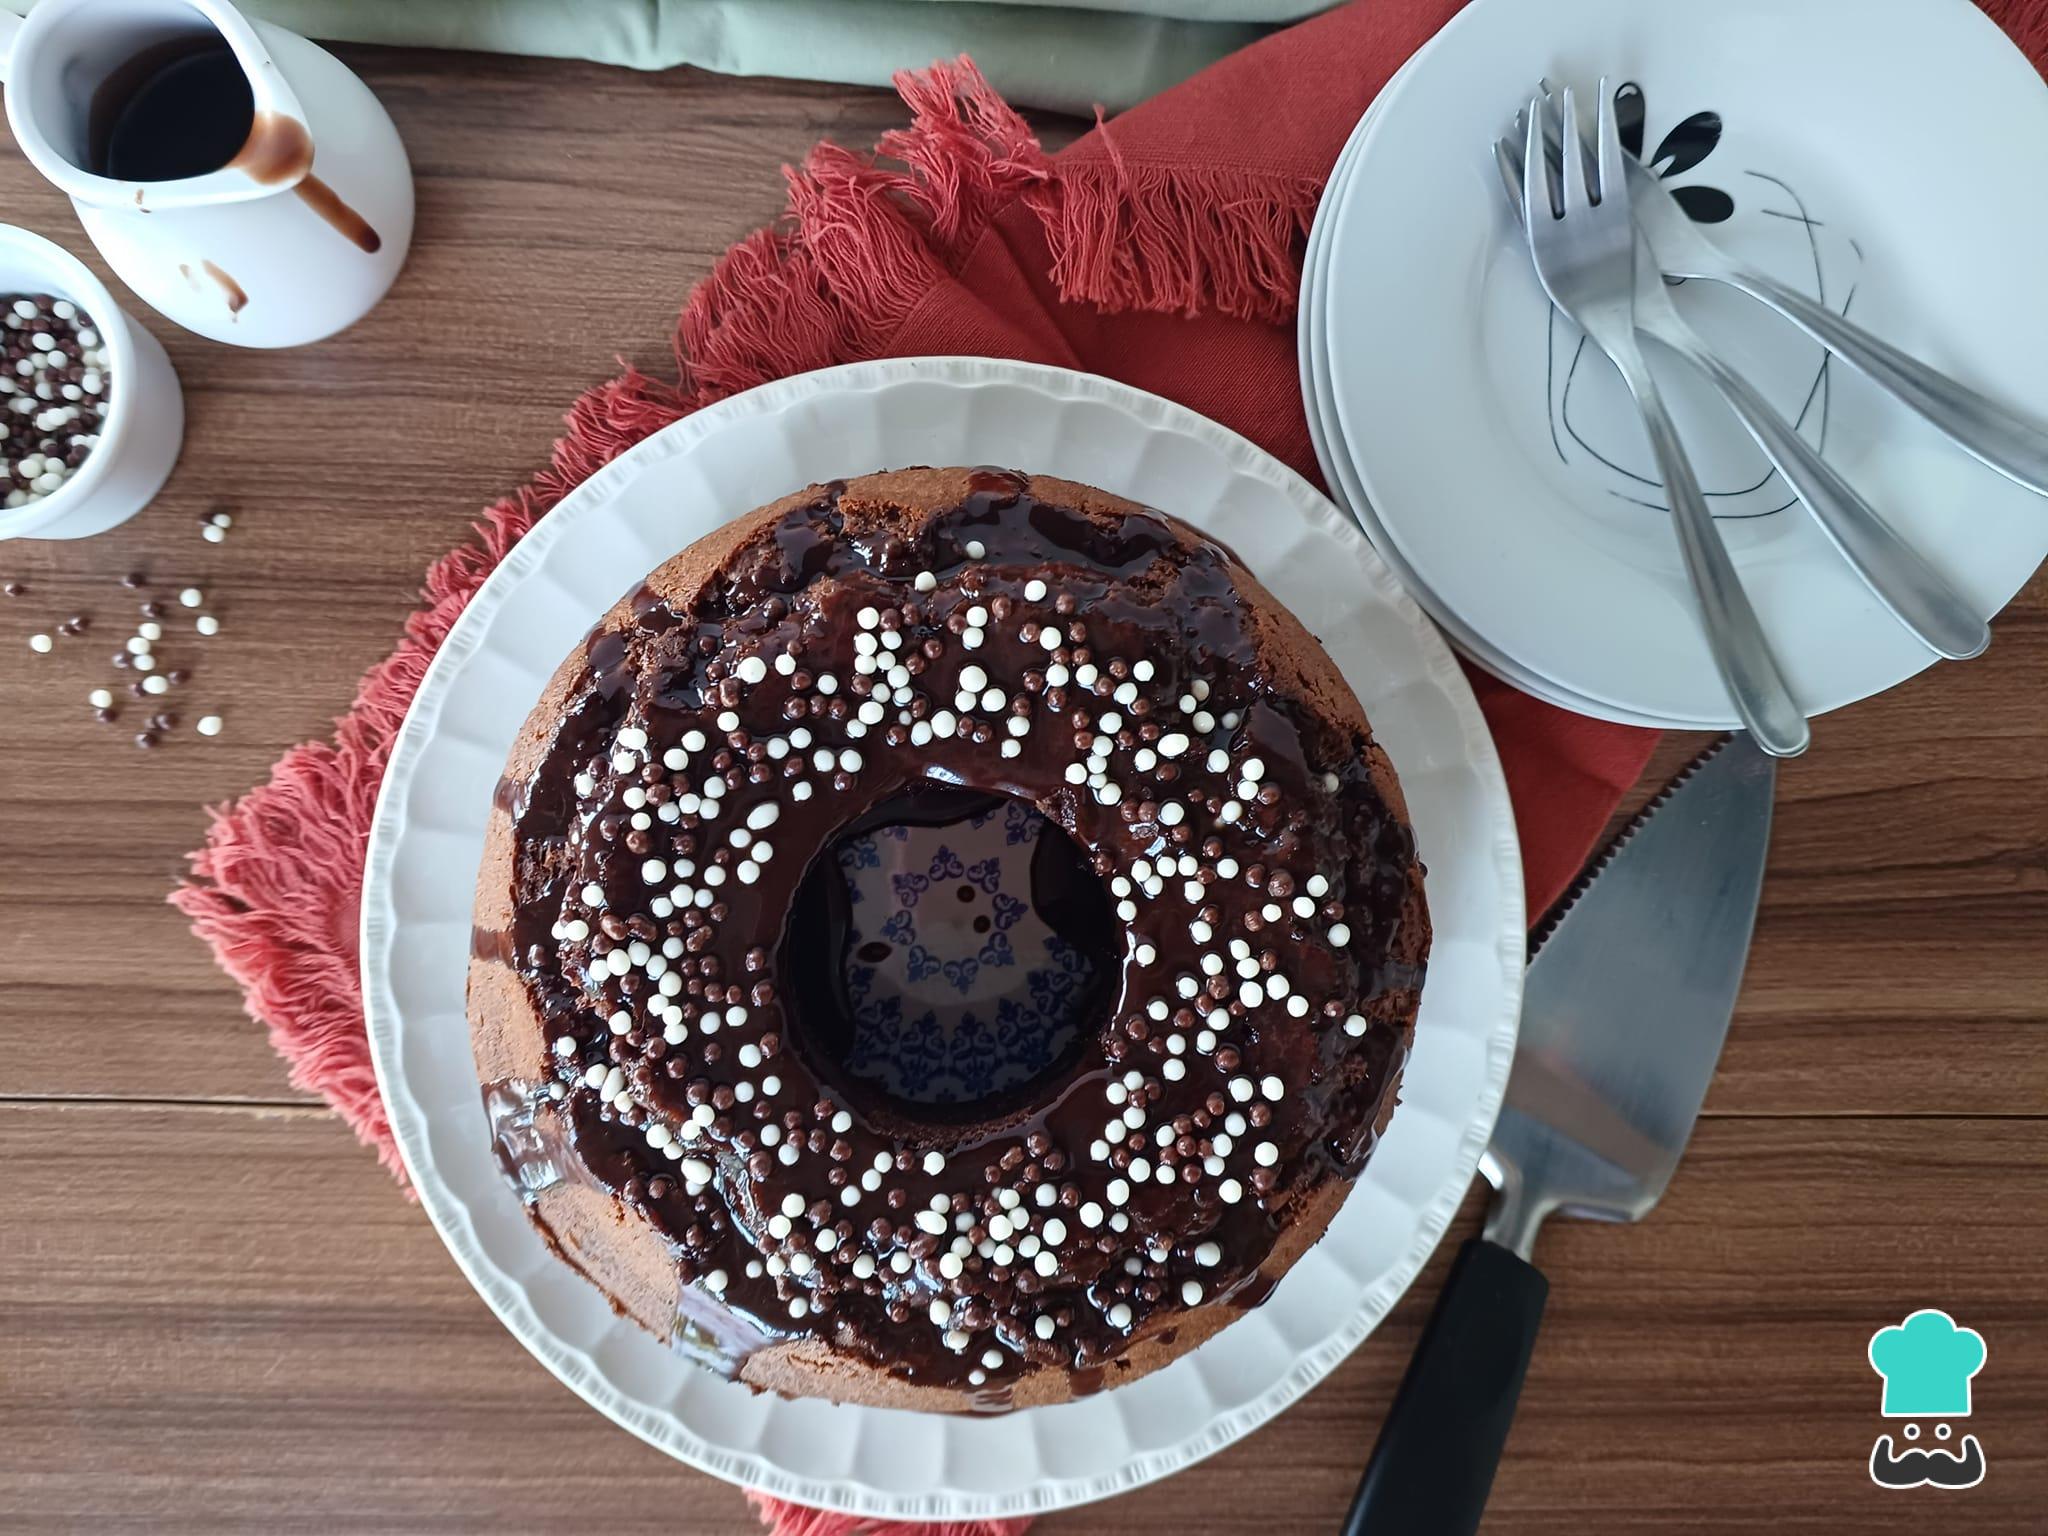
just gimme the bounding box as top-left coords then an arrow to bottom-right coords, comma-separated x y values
1866,1309 -> 1987,1490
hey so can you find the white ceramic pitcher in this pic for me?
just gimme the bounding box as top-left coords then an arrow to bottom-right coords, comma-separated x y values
0,0 -> 414,347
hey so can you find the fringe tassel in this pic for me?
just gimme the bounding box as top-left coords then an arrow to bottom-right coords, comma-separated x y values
744,1492 -> 1033,1536
677,57 -> 1048,405
877,57 -> 1052,260
784,140 -> 953,345
549,366 -> 691,490
1026,112 -> 1322,324
177,738 -> 401,1177
679,229 -> 852,404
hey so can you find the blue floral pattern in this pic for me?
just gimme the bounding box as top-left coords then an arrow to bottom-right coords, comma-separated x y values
836,802 -> 1092,1105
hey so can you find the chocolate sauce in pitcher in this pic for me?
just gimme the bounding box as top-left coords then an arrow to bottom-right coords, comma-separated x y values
90,40 -> 254,182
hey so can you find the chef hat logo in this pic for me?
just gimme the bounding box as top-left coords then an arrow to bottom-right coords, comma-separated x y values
1867,1309 -> 1987,1418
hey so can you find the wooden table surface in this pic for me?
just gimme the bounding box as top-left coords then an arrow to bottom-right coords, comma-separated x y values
3,45 -> 2045,1536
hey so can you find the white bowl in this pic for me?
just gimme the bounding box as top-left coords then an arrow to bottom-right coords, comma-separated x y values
0,225 -> 183,540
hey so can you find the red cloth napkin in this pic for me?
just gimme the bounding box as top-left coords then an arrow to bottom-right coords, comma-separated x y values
199,0 -> 2048,1525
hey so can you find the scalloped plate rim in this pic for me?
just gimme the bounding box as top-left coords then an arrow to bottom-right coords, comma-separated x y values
361,356 -> 1523,1518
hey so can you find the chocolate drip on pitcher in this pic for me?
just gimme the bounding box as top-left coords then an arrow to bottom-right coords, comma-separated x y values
232,112 -> 383,254
231,112 -> 314,184
294,176 -> 382,253
199,261 -> 247,316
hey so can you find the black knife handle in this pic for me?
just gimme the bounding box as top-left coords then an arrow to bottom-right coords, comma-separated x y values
1340,1237 -> 1549,1536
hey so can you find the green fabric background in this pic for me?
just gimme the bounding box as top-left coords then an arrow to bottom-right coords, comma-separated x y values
1,0 -> 1337,111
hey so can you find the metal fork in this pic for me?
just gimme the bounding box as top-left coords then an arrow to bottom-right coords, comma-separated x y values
1520,85 -> 1809,756
1625,151 -> 2048,497
1495,109 -> 1988,662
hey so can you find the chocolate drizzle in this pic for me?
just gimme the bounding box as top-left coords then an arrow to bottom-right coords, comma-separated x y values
476,471 -> 1425,1403
1221,1268 -> 1279,1311
471,927 -> 519,967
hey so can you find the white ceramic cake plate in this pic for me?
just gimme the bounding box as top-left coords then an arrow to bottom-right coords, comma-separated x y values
361,357 -> 1524,1520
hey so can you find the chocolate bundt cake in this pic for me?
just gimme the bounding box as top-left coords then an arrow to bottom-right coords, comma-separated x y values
470,467 -> 1429,1412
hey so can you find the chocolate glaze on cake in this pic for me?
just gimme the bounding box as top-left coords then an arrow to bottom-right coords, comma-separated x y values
469,468 -> 1429,1412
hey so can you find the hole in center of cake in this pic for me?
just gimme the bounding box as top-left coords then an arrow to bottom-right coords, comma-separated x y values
783,784 -> 1116,1122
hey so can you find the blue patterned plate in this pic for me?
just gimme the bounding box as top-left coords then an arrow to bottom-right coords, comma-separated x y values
835,797 -> 1097,1108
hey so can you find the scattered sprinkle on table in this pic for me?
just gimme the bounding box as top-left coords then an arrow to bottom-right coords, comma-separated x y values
21,560 -> 233,747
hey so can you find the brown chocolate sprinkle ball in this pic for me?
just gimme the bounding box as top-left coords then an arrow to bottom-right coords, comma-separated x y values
1,295 -> 110,509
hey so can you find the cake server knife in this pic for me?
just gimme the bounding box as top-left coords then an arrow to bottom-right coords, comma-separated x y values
1340,735 -> 1776,1536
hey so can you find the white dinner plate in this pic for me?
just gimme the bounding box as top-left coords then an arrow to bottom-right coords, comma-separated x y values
1322,0 -> 2048,726
360,358 -> 1526,1519
1301,48 -> 1690,729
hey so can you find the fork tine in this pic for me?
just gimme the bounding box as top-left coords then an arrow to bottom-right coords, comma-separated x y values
1558,86 -> 1588,211
1533,90 -> 1570,189
1494,136 -> 1525,221
1595,75 -> 1624,206
1510,90 -> 1570,209
1522,95 -> 1549,231
1538,81 -> 1573,163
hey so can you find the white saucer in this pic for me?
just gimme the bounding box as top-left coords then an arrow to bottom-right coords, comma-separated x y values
1320,0 -> 2048,726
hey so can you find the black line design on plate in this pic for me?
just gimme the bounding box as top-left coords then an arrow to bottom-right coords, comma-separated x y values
1540,88 -> 1863,522
1543,291 -> 1567,464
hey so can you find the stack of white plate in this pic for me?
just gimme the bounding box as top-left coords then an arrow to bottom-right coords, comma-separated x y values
1301,0 -> 2048,729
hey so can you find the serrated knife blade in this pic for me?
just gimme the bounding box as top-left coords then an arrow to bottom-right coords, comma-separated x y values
1344,735 -> 1776,1536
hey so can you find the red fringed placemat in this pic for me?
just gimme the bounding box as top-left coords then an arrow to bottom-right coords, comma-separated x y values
177,1 -> 2048,1529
